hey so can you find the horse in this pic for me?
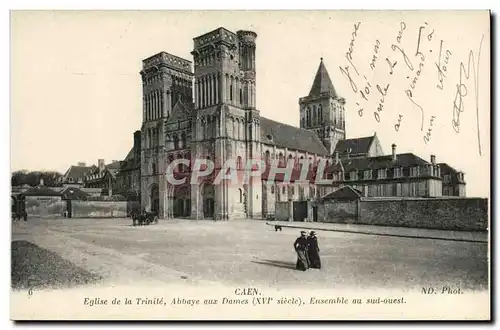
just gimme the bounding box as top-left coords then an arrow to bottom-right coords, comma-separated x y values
131,211 -> 158,226
12,211 -> 27,222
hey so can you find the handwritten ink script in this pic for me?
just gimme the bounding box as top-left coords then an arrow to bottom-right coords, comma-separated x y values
339,19 -> 486,155
451,35 -> 484,156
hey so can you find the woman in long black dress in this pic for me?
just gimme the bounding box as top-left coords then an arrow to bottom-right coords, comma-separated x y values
293,231 -> 310,271
307,231 -> 321,269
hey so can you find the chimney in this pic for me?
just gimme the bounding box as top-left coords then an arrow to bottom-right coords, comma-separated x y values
98,159 -> 105,172
77,162 -> 86,167
430,155 -> 436,165
335,152 -> 339,165
391,144 -> 397,161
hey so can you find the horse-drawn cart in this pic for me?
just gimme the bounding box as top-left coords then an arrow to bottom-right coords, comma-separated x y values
130,210 -> 158,226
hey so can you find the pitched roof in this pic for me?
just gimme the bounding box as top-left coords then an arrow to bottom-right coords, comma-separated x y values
124,148 -> 134,162
105,161 -> 122,171
438,162 -> 461,174
438,162 -> 466,185
63,165 -> 94,182
322,186 -> 362,200
60,187 -> 90,200
334,153 -> 430,172
260,117 -> 329,155
308,58 -> 337,98
334,135 -> 375,156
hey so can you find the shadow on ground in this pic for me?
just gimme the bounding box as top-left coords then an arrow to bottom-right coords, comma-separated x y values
251,259 -> 296,270
11,240 -> 102,290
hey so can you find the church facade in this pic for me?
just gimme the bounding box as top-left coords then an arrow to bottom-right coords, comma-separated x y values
139,26 -> 465,220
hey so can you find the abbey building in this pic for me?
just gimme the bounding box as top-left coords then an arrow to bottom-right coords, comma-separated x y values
138,26 -> 466,220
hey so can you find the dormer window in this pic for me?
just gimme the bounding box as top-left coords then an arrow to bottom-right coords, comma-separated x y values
410,166 -> 420,177
266,134 -> 273,141
364,170 -> 372,180
394,167 -> 403,178
378,169 -> 387,179
349,170 -> 358,181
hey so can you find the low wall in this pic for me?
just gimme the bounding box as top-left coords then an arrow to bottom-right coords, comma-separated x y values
71,201 -> 128,218
318,200 -> 358,224
275,202 -> 289,221
25,196 -> 66,218
317,197 -> 488,231
359,197 -> 488,231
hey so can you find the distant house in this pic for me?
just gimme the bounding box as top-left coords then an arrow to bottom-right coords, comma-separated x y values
60,162 -> 96,187
334,133 -> 384,159
115,130 -> 141,200
60,187 -> 90,200
319,144 -> 447,198
439,162 -> 466,197
84,159 -> 122,196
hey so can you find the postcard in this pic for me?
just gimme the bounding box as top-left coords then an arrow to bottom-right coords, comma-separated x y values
10,10 -> 490,320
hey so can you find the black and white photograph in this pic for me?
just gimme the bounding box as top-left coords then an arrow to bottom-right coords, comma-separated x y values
9,10 -> 490,320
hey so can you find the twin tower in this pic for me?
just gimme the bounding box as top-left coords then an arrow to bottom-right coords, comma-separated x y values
139,27 -> 260,219
139,27 -> 346,219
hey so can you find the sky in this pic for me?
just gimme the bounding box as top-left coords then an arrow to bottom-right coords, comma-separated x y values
10,10 -> 490,197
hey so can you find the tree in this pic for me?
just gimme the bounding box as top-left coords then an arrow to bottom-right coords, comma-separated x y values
11,170 -> 63,187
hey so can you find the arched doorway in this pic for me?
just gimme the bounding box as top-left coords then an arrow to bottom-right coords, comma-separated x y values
150,184 -> 159,215
173,185 -> 191,217
202,183 -> 215,219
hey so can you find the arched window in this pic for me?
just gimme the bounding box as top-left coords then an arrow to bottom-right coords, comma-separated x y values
168,155 -> 174,166
310,186 -> 315,198
181,132 -> 187,148
301,117 -> 305,127
239,120 -> 244,140
152,163 -> 157,175
265,150 -> 270,166
278,153 -> 284,167
236,156 -> 243,170
173,134 -> 179,149
177,154 -> 185,172
271,185 -> 275,194
238,188 -> 243,203
299,156 -> 304,170
282,186 -> 286,194
312,106 -> 317,125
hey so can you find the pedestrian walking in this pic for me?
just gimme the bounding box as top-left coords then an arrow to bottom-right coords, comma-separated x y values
307,231 -> 321,269
293,231 -> 310,271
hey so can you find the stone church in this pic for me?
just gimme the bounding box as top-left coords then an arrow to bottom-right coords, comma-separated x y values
139,26 -> 464,220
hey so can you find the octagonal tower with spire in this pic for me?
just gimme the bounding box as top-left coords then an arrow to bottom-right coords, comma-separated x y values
299,58 -> 346,155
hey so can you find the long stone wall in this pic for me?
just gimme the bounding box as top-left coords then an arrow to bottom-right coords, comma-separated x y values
275,202 -> 289,221
359,197 -> 488,231
71,201 -> 128,218
318,200 -> 358,224
25,196 -> 66,218
317,197 -> 488,231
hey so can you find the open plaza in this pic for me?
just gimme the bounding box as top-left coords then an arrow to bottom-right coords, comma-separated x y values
11,217 -> 488,293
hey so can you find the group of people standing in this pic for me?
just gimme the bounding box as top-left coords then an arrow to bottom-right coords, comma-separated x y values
293,230 -> 321,271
